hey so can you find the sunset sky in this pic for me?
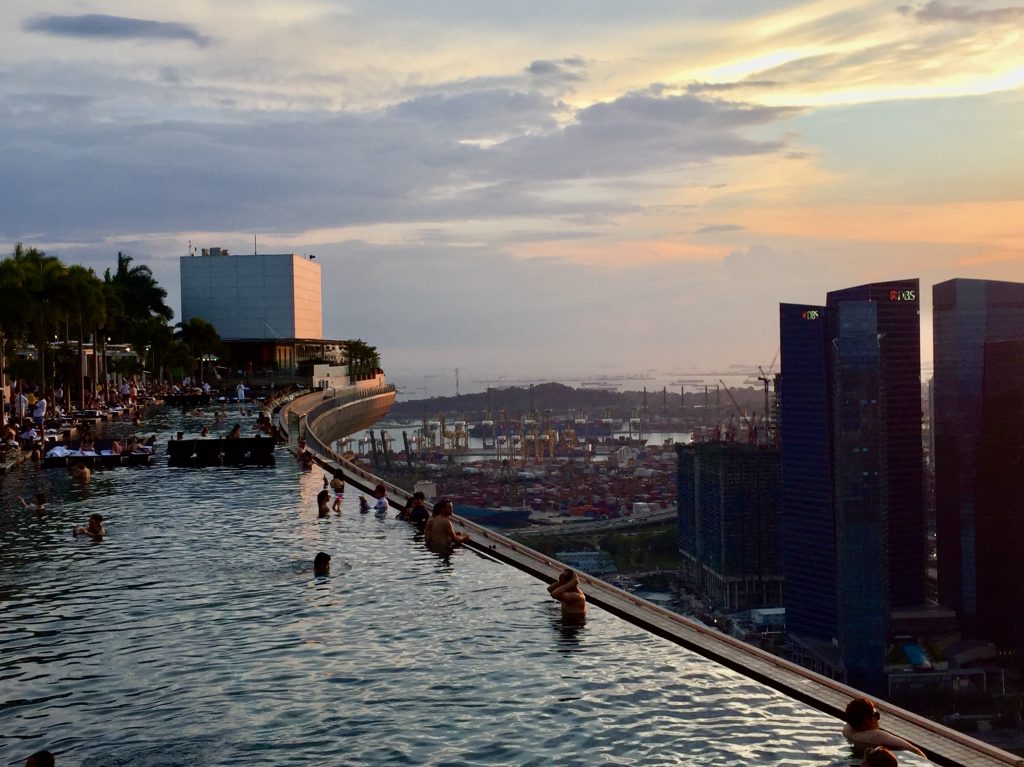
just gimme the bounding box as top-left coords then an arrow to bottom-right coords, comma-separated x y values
4,1 -> 1023,387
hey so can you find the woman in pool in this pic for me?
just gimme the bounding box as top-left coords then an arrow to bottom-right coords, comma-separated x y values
843,698 -> 925,758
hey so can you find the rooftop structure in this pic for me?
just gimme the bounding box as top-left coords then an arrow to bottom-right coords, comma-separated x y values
180,249 -> 322,340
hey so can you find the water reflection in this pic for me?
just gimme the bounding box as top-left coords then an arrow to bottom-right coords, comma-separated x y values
550,610 -> 588,653
0,407 -> 857,766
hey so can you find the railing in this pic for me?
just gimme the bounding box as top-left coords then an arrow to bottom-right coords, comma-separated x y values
284,389 -> 1024,767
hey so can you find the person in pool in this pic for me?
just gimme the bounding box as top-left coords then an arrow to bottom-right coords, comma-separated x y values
313,551 -> 331,576
424,498 -> 469,549
317,489 -> 331,518
19,493 -> 47,513
24,750 -> 55,767
358,496 -> 370,514
843,697 -> 925,757
372,484 -> 389,515
330,470 -> 344,511
547,568 -> 587,617
73,513 -> 105,540
863,747 -> 898,767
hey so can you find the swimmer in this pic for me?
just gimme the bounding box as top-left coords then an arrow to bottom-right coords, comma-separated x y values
330,470 -> 344,511
25,751 -> 55,767
313,551 -> 331,576
73,513 -> 105,540
843,698 -> 925,757
200,425 -> 210,438
71,463 -> 91,483
317,489 -> 331,518
424,498 -> 469,549
226,424 -> 242,440
547,568 -> 587,616
19,493 -> 47,513
358,496 -> 370,514
372,484 -> 389,515
298,449 -> 314,471
863,747 -> 898,767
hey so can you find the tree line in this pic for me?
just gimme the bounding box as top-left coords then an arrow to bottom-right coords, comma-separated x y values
0,243 -> 383,407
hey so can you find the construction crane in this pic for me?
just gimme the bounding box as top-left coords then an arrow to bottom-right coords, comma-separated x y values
719,379 -> 756,443
756,347 -> 780,445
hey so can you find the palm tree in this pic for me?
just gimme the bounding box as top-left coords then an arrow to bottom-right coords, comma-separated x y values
175,317 -> 221,384
9,243 -> 67,388
63,265 -> 107,407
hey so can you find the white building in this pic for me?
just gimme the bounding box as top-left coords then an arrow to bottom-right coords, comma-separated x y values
180,248 -> 322,340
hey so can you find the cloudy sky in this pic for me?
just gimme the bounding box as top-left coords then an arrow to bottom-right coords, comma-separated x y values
4,1 -> 1023,387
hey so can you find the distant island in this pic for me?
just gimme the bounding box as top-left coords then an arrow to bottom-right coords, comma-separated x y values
387,381 -> 769,424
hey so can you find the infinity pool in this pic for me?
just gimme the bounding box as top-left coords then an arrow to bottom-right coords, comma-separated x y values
3,408 -> 867,766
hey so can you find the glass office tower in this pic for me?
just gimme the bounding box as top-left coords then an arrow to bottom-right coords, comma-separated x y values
933,279 -> 1024,631
780,280 -> 924,693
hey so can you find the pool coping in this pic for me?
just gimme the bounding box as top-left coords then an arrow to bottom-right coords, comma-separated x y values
280,394 -> 1024,767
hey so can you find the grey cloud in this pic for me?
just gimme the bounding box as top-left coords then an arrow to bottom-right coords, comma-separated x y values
526,57 -> 587,82
695,224 -> 746,235
0,67 -> 800,241
897,1 -> 1024,24
22,14 -> 210,46
686,81 -> 779,93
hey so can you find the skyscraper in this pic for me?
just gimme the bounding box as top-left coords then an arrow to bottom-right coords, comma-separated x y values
676,441 -> 782,612
933,278 -> 1024,632
779,280 -> 925,693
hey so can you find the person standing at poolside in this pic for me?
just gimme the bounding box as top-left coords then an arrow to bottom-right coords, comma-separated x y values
843,698 -> 925,757
547,568 -> 587,617
32,395 -> 47,428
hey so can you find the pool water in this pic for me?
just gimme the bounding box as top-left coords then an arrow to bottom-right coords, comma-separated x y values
3,409 -> 866,766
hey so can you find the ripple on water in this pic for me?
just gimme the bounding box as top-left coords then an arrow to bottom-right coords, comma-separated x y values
1,409 -> 855,766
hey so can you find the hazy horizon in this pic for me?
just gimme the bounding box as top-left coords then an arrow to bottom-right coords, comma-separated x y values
4,1 -> 1022,373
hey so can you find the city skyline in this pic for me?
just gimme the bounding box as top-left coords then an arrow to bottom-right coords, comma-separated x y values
3,1 -> 1023,374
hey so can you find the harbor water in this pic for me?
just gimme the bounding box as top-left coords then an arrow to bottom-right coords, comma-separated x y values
3,408 -> 875,766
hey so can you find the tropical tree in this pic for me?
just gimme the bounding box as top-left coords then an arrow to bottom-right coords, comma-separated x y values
8,243 -> 67,387
175,317 -> 221,384
342,339 -> 381,380
104,251 -> 174,372
62,265 -> 107,407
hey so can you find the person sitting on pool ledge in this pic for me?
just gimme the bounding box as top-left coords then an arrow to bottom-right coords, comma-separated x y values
547,568 -> 587,616
424,498 -> 469,549
24,750 -> 55,767
863,746 -> 898,767
313,551 -> 331,576
73,513 -> 105,540
843,697 -> 925,757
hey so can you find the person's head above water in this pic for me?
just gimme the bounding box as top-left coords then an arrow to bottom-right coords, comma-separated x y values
373,484 -> 386,499
863,746 -> 898,767
845,697 -> 881,731
25,751 -> 55,767
313,551 -> 331,576
88,513 -> 104,531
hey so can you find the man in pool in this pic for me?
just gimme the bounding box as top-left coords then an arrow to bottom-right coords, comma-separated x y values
863,746 -> 898,766
547,568 -> 587,617
372,484 -> 389,515
330,470 -> 345,511
73,513 -> 105,540
24,750 -> 55,767
843,697 -> 925,757
313,551 -> 331,576
424,499 -> 469,549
